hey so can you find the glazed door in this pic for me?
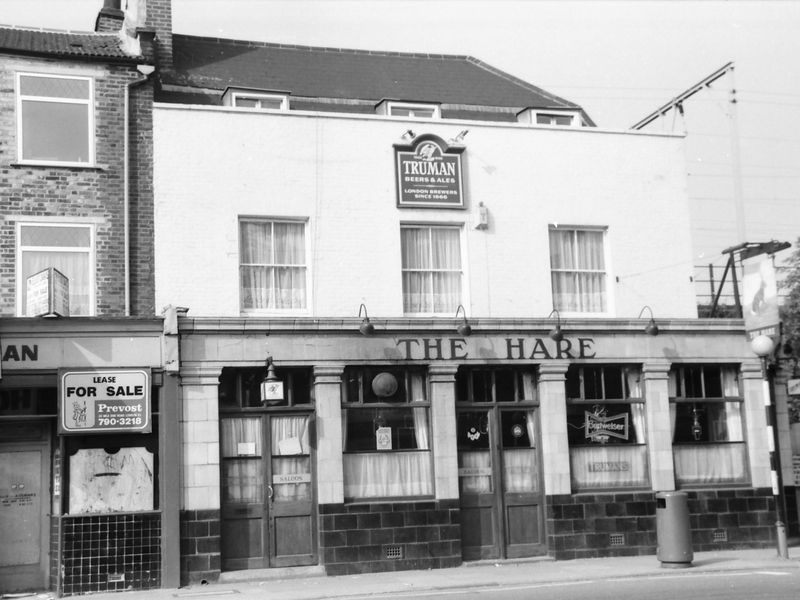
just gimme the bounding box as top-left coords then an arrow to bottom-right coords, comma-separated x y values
0,442 -> 50,592
457,408 -> 544,560
220,413 -> 316,570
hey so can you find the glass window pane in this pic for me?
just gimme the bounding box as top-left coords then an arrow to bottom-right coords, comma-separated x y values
22,101 -> 89,162
21,225 -> 90,247
703,366 -> 723,397
21,250 -> 90,315
430,228 -> 461,269
495,370 -> 516,402
273,222 -> 305,264
390,106 -> 412,116
240,221 -> 272,263
234,97 -> 258,107
20,75 -> 89,99
401,228 -> 431,269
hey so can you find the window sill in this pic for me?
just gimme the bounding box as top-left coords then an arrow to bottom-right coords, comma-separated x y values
11,161 -> 107,171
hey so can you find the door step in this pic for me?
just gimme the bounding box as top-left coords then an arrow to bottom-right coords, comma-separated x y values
219,565 -> 326,583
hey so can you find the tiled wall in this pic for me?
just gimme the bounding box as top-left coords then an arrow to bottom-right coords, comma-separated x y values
319,500 -> 461,576
180,509 -> 221,585
59,513 -> 161,596
546,488 -> 776,560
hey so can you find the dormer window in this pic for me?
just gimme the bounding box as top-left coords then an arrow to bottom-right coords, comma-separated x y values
223,88 -> 289,111
377,100 -> 440,119
517,108 -> 584,127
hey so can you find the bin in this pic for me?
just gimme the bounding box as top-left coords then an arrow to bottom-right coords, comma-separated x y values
655,491 -> 693,568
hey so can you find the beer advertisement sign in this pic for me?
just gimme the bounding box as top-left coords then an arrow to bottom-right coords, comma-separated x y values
395,134 -> 465,208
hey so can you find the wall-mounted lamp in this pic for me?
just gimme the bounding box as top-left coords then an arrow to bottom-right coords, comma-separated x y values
547,309 -> 564,342
358,303 -> 375,335
260,356 -> 284,406
454,304 -> 472,336
451,129 -> 469,144
638,305 -> 659,336
401,129 -> 416,141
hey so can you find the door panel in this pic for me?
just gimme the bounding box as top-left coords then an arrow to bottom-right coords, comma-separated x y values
221,413 -> 316,571
457,408 -> 545,561
0,444 -> 50,592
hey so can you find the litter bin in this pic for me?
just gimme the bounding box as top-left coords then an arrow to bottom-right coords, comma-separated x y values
655,491 -> 693,568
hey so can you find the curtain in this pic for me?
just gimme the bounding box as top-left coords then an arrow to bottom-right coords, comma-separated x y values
549,229 -> 605,312
402,227 -> 461,313
240,221 -> 305,310
22,250 -> 90,315
722,367 -> 740,397
343,451 -> 432,498
410,372 -> 429,450
221,418 -> 262,503
673,443 -> 748,484
569,445 -> 649,489
458,451 -> 492,494
724,402 -> 744,441
503,449 -> 538,493
271,416 -> 311,501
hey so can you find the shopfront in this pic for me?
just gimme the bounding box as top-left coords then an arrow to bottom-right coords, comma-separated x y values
0,318 -> 178,596
177,317 -> 777,580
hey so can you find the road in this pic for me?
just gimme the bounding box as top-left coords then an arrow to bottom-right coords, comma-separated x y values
336,569 -> 800,600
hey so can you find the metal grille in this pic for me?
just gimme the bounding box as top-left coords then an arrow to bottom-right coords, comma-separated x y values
384,544 -> 404,559
609,533 -> 625,546
713,529 -> 728,542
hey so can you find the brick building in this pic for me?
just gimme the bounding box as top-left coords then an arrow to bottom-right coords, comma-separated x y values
0,2 -> 179,595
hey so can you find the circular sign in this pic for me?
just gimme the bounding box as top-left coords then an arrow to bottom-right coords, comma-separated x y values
511,424 -> 524,439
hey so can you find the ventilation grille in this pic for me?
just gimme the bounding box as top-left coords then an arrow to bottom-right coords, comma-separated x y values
384,544 -> 404,559
609,533 -> 625,546
713,529 -> 728,542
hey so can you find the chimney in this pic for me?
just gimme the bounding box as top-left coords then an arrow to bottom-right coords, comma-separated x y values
143,0 -> 174,71
95,0 -> 124,33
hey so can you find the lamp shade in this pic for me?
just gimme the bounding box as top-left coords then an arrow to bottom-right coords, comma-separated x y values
750,335 -> 775,357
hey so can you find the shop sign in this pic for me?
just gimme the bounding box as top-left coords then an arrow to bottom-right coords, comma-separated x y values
26,267 -> 69,317
273,473 -> 311,485
59,368 -> 151,434
376,426 -> 393,450
396,336 -> 596,361
742,256 -> 780,340
584,411 -> 629,442
395,134 -> 465,208
788,379 -> 800,396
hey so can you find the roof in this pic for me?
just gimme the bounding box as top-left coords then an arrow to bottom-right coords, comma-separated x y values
168,34 -> 585,113
0,26 -> 142,62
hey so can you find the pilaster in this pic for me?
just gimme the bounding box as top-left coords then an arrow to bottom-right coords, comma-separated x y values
642,361 -> 674,491
313,364 -> 345,505
429,364 -> 459,500
538,362 -> 570,495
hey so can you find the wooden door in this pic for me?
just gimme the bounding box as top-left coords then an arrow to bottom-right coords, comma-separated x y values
457,410 -> 501,560
457,408 -> 545,560
220,413 -> 316,571
0,443 -> 50,592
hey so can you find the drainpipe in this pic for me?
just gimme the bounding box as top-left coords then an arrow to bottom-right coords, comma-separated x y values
124,64 -> 155,315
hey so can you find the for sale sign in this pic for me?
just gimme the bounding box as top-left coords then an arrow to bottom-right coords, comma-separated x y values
59,368 -> 151,434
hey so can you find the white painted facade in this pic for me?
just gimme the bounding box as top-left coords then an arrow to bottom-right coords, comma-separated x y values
153,106 -> 697,320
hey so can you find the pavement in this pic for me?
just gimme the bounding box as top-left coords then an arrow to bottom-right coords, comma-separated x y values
5,542 -> 800,600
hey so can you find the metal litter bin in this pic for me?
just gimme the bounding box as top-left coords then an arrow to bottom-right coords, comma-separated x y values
655,491 -> 693,568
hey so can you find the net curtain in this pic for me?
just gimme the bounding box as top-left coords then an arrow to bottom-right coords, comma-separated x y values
549,228 -> 606,313
240,221 -> 306,310
401,227 -> 461,313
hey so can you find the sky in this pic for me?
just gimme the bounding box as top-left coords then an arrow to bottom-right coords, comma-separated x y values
4,0 -> 800,293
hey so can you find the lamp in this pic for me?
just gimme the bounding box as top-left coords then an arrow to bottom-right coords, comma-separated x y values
638,305 -> 659,336
401,129 -> 416,140
454,304 -> 472,336
358,303 -> 375,336
547,309 -> 564,342
260,356 -> 284,406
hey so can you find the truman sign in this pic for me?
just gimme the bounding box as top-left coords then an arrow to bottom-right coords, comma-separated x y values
395,134 -> 465,208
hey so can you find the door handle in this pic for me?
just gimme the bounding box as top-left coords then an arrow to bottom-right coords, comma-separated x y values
267,485 -> 273,501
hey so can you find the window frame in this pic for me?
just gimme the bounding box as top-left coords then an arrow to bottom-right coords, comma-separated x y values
16,72 -> 95,166
15,221 -> 96,317
238,217 -> 310,315
386,102 -> 441,119
548,225 -> 612,316
230,92 -> 289,111
400,223 -> 465,316
565,365 -> 649,491
341,366 -> 433,501
669,364 -> 749,487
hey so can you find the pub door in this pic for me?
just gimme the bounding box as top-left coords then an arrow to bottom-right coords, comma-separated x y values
220,413 -> 316,570
0,437 -> 51,593
457,407 -> 545,560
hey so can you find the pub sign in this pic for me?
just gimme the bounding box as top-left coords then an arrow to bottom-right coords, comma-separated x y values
395,134 -> 465,208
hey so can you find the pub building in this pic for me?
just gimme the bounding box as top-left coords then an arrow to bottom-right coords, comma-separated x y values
147,2 -> 782,577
